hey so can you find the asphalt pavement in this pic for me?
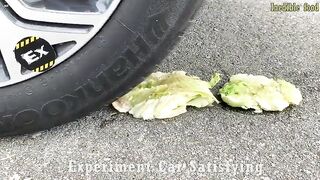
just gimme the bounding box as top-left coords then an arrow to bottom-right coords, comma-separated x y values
0,0 -> 319,179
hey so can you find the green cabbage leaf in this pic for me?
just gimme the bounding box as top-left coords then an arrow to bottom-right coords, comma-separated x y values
112,71 -> 220,119
219,74 -> 302,113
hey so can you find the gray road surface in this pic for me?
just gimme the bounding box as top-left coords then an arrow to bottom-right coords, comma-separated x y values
0,0 -> 319,179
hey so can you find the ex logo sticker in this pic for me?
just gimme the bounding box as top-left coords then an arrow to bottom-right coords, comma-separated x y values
14,36 -> 57,72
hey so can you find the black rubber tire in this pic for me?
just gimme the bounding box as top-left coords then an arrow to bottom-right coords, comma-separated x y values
0,0 -> 203,136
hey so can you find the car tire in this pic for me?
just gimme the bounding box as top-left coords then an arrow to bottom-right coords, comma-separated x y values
0,0 -> 203,136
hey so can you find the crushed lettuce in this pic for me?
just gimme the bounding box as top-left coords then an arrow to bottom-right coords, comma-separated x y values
112,71 -> 220,119
219,74 -> 302,113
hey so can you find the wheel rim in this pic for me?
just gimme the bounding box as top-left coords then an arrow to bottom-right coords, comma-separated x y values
0,0 -> 121,87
